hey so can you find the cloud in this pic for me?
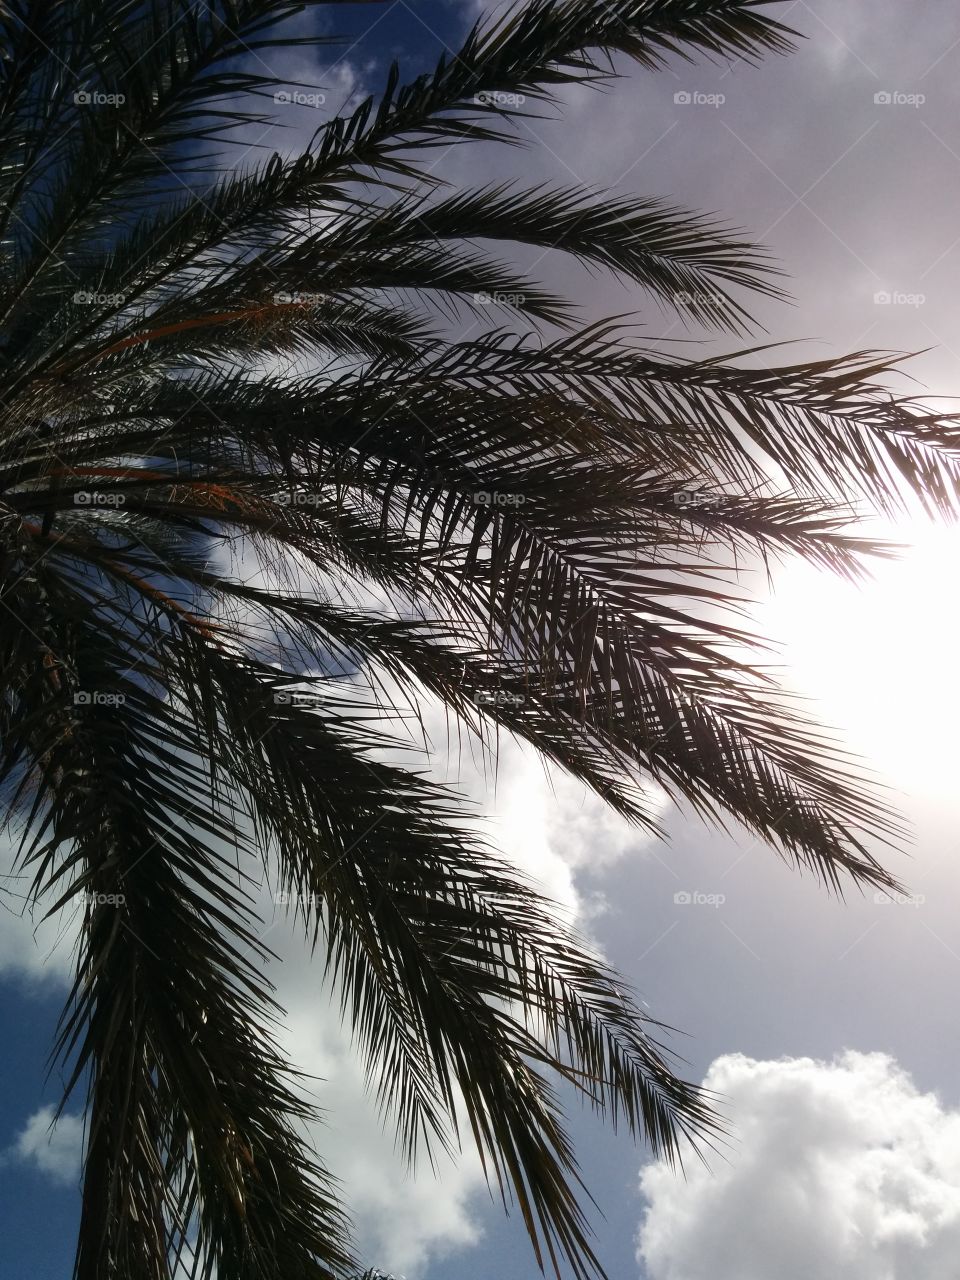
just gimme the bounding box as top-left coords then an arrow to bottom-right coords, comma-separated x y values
466,732 -> 663,941
276,999 -> 484,1277
260,686 -> 659,1276
0,835 -> 80,985
637,1050 -> 960,1280
4,1105 -> 84,1187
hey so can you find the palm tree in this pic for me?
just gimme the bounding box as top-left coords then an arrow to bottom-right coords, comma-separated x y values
1,0 -> 958,1277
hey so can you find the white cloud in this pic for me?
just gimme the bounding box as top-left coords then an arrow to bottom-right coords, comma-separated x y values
468,734 -> 663,942
260,689 -> 659,1277
279,1000 -> 484,1276
410,684 -> 664,930
255,875 -> 485,1278
0,835 -> 80,984
5,1105 -> 84,1187
637,1050 -> 960,1280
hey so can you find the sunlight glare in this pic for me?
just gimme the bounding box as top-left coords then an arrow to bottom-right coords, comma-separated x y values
761,521 -> 960,796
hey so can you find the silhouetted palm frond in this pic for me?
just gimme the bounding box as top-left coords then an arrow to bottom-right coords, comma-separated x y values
1,2 -> 957,1279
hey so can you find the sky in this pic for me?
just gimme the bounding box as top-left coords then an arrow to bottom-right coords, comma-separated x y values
3,1 -> 960,1277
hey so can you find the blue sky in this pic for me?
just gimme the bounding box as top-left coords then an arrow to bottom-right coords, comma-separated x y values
4,2 -> 960,1277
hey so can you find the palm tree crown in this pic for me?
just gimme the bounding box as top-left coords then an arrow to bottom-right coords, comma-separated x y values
1,1 -> 959,1278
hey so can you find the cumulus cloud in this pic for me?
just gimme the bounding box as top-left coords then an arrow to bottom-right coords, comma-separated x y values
4,1105 -> 84,1187
0,835 -> 80,984
275,996 -> 484,1277
259,686 -> 659,1276
426,713 -> 660,924
637,1050 -> 960,1280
